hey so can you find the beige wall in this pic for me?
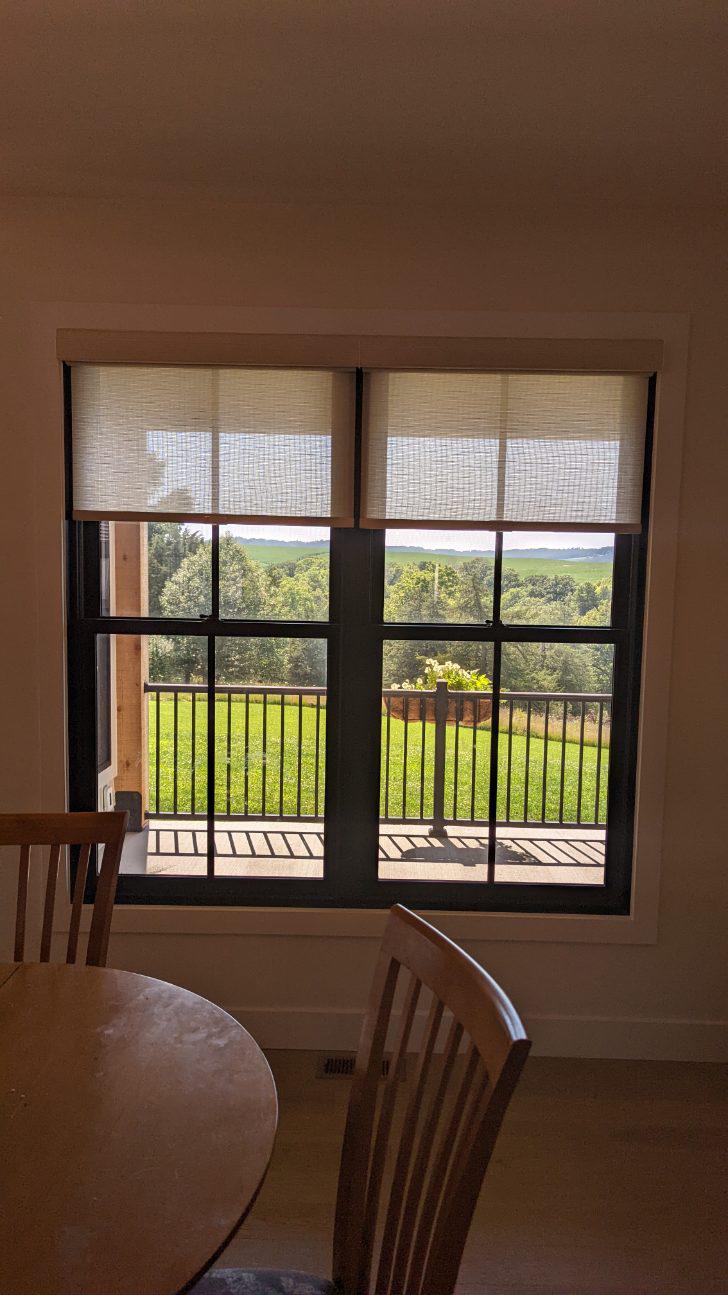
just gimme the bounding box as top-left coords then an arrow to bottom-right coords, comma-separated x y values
1,197 -> 726,1058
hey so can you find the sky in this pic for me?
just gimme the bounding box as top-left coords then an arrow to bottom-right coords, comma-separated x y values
224,524 -> 613,551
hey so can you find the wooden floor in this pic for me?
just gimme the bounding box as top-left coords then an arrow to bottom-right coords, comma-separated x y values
214,1051 -> 727,1293
141,818 -> 606,884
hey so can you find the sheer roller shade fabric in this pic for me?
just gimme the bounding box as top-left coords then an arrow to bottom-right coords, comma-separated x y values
71,365 -> 356,524
362,371 -> 649,531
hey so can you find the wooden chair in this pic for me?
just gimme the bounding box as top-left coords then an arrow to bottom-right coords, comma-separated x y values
194,904 -> 531,1295
0,811 -> 128,968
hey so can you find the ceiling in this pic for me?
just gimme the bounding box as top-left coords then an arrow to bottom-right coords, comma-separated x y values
1,0 -> 727,206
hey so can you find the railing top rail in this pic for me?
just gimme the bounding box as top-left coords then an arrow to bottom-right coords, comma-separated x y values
381,688 -> 612,703
144,680 -> 611,703
144,682 -> 328,696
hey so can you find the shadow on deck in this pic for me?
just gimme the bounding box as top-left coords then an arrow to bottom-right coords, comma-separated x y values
127,818 -> 606,886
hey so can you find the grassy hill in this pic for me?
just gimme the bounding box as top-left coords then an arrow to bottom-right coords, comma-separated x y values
235,537 -> 612,584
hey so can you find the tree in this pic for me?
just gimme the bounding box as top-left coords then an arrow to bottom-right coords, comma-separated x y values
147,522 -> 203,614
384,560 -> 459,623
152,536 -> 274,683
267,554 -> 329,621
450,558 -> 494,623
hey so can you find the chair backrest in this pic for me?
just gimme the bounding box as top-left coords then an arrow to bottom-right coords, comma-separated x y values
333,905 -> 530,1295
0,811 -> 128,967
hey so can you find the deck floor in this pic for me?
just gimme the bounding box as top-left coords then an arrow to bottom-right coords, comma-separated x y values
133,818 -> 606,885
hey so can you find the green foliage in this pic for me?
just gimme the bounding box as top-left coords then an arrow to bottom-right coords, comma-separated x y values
393,657 -> 491,692
383,557 -> 492,624
147,522 -> 203,614
266,554 -> 329,620
146,525 -> 614,694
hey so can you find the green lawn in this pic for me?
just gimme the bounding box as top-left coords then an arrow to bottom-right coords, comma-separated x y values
149,695 -> 608,824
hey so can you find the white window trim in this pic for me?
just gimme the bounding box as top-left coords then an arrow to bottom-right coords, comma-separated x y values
49,305 -> 688,947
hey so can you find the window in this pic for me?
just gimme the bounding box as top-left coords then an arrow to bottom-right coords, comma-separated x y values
67,356 -> 653,913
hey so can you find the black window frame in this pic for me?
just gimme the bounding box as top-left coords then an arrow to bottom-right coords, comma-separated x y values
66,365 -> 655,914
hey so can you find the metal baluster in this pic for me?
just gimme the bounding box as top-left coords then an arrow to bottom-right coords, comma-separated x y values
419,695 -> 426,821
279,694 -> 286,816
155,688 -> 160,814
173,691 -> 179,816
576,700 -> 586,823
452,694 -> 461,819
524,700 -> 532,821
559,700 -> 568,823
191,690 -> 196,816
262,693 -> 268,816
505,698 -> 514,823
430,681 -> 448,836
384,694 -> 391,819
297,692 -> 303,817
244,691 -> 250,816
594,701 -> 605,824
314,695 -> 321,817
470,695 -> 478,822
402,695 -> 409,819
226,692 -> 232,816
541,700 -> 550,823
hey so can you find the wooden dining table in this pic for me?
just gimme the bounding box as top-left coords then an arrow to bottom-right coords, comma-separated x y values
0,961 -> 278,1295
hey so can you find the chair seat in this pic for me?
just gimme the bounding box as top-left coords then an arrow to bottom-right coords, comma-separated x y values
192,1269 -> 337,1295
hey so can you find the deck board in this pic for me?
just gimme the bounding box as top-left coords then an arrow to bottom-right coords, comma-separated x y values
133,818 -> 606,886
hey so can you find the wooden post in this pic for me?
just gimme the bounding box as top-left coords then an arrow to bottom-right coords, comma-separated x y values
112,523 -> 149,823
429,680 -> 448,837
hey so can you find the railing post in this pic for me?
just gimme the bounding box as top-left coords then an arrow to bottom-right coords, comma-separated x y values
429,680 -> 448,837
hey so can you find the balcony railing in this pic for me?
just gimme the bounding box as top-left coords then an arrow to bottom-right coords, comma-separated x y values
145,681 -> 610,830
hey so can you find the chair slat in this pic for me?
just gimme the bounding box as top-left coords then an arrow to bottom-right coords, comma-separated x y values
376,994 -> 445,1293
406,1046 -> 488,1295
387,1016 -> 465,1295
358,970 -> 421,1291
66,843 -> 92,963
333,954 -> 401,1293
14,844 -> 30,961
40,844 -> 61,962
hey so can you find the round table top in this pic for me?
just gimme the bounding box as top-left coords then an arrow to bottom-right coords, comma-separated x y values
0,961 -> 278,1295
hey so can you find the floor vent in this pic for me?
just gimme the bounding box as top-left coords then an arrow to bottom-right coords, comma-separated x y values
317,1054 -> 402,1080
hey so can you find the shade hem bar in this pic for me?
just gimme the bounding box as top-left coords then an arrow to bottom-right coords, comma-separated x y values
359,518 -> 640,533
72,511 -> 354,526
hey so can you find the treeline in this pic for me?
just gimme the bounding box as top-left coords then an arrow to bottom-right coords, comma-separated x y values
147,524 -> 613,694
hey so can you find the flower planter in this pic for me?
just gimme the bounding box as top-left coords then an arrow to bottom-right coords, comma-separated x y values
385,693 -> 492,727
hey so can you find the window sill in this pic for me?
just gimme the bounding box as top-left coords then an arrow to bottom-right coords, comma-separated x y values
59,901 -> 657,945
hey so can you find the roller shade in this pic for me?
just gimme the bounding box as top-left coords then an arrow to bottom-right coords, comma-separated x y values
71,364 -> 356,524
362,371 -> 650,531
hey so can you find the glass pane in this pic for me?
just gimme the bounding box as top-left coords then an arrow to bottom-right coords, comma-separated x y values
96,635 -> 208,876
494,643 -> 612,884
384,529 -> 495,623
501,532 -> 614,626
220,525 -> 330,620
104,521 -> 212,618
213,637 -> 326,878
379,640 -> 493,882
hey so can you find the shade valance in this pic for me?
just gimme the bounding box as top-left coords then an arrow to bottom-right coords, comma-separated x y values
361,371 -> 650,531
71,364 -> 356,524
